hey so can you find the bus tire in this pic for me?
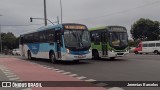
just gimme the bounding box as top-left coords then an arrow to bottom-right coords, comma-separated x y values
154,50 -> 159,55
49,52 -> 57,63
134,51 -> 138,54
92,50 -> 99,60
27,51 -> 32,60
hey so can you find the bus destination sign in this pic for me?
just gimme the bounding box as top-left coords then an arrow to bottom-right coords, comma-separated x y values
64,25 -> 86,30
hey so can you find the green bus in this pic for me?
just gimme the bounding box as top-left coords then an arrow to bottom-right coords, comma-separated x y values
89,26 -> 129,59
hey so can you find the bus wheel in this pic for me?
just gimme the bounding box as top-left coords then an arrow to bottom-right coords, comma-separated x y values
92,51 -> 99,60
27,51 -> 32,60
134,51 -> 138,54
50,52 -> 57,63
154,50 -> 159,55
110,57 -> 115,60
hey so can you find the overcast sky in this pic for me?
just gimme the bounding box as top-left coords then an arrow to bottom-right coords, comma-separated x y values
1,0 -> 160,39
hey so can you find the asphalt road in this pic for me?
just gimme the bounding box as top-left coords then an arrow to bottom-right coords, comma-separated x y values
1,53 -> 160,90
21,53 -> 160,90
24,54 -> 160,81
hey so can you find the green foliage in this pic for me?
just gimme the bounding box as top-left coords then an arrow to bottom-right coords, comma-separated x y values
131,18 -> 160,41
128,39 -> 141,47
1,32 -> 19,50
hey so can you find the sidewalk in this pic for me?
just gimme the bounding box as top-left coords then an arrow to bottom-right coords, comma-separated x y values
0,58 -> 107,90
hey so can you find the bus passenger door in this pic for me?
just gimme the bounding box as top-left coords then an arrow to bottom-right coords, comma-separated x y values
55,30 -> 62,59
101,32 -> 108,56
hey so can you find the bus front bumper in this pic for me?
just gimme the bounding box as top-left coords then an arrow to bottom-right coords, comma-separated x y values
61,52 -> 92,61
108,51 -> 129,57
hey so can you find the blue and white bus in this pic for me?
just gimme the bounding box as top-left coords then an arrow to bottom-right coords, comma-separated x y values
19,23 -> 92,63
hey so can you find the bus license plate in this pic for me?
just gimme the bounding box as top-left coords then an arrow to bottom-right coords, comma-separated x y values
74,55 -> 86,58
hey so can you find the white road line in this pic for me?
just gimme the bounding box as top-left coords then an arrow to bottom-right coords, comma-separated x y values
56,70 -> 64,73
21,88 -> 32,90
7,75 -> 17,78
16,79 -> 23,81
76,76 -> 86,80
54,69 -> 60,71
44,66 -> 52,68
108,87 -> 124,90
4,72 -> 14,75
85,79 -> 97,82
62,72 -> 71,75
9,77 -> 20,81
69,74 -> 77,77
30,62 -> 36,65
47,67 -> 54,70
2,69 -> 10,72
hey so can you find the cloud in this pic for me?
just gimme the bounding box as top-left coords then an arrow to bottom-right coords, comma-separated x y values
0,0 -> 160,39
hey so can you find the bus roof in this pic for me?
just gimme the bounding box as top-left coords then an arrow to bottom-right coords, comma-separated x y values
37,24 -> 62,32
20,23 -> 87,36
89,26 -> 107,31
89,25 -> 126,31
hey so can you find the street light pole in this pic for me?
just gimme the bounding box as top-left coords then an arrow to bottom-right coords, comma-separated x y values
60,0 -> 63,24
30,17 -> 55,25
44,0 -> 47,26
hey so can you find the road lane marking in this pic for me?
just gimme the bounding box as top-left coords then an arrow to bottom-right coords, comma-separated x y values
56,70 -> 64,73
62,72 -> 71,75
54,69 -> 60,71
9,77 -> 20,81
22,88 -> 32,90
108,87 -> 124,90
4,71 -> 14,75
69,74 -> 78,77
47,67 -> 54,70
76,76 -> 87,80
7,74 -> 17,78
85,79 -> 97,82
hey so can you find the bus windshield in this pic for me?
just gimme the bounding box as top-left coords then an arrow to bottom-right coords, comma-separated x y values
109,32 -> 128,47
64,30 -> 91,49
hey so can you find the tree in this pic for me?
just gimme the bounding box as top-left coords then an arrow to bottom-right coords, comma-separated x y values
131,18 -> 160,41
1,32 -> 18,50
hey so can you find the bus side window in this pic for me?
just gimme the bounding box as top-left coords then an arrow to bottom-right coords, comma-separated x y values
143,44 -> 147,47
33,32 -> 39,43
39,31 -> 46,42
149,43 -> 155,47
46,29 -> 54,43
156,43 -> 160,47
91,32 -> 100,45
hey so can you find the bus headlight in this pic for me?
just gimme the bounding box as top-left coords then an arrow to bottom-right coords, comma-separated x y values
109,48 -> 114,52
67,49 -> 70,54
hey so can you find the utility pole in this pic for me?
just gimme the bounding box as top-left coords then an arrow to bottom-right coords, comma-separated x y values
0,15 -> 2,53
0,24 -> 2,53
44,0 -> 47,26
60,0 -> 63,24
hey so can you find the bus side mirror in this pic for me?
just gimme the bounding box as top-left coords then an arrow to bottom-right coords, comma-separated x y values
30,17 -> 33,22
